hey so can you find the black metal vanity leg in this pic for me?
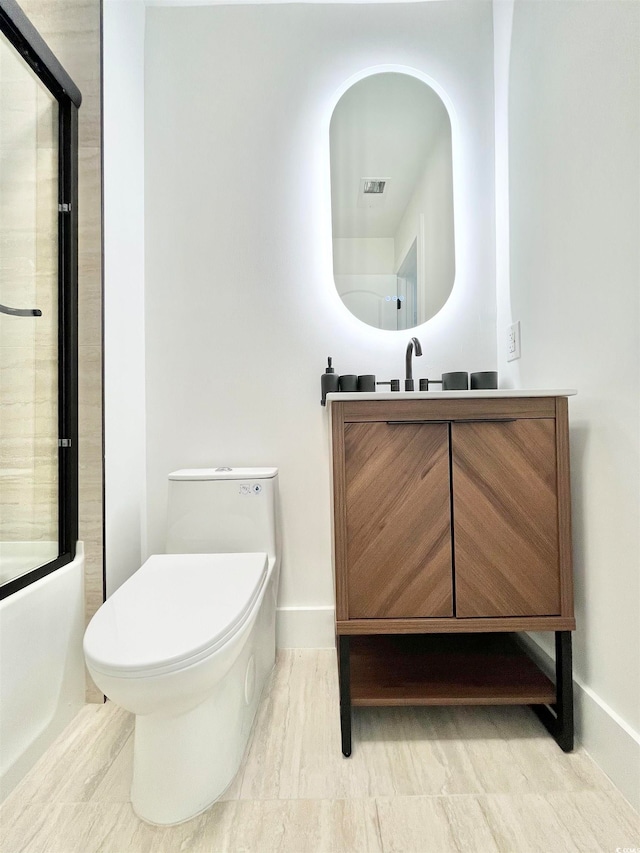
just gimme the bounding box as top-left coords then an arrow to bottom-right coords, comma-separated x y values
555,630 -> 574,752
338,635 -> 352,757
532,630 -> 574,752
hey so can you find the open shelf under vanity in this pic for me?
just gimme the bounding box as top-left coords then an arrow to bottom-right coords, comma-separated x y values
348,632 -> 555,707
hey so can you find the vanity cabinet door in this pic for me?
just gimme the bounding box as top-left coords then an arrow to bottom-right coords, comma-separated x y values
344,422 -> 453,618
451,419 -> 561,618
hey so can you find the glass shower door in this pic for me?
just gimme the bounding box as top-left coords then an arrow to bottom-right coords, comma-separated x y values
0,28 -> 59,586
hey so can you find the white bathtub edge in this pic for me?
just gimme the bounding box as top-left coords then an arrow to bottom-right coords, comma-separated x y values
0,543 -> 86,801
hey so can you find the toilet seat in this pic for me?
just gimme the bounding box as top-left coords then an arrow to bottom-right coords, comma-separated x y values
84,552 -> 268,679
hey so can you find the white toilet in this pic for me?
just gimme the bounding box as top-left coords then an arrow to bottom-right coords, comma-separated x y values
83,467 -> 279,825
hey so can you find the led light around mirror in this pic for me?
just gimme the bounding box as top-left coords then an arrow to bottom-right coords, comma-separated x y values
330,72 -> 455,330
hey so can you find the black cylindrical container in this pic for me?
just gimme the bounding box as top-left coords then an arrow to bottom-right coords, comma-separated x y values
339,374 -> 358,392
471,371 -> 498,390
442,371 -> 469,390
357,375 -> 376,392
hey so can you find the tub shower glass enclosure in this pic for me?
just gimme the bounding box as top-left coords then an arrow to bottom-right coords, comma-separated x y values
0,1 -> 80,599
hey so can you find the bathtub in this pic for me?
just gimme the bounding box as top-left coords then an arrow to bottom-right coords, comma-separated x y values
0,543 -> 86,800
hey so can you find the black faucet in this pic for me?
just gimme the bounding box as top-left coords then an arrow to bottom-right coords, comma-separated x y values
405,337 -> 423,391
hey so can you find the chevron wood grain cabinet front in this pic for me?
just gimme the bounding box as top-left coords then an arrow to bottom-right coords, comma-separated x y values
330,396 -> 575,757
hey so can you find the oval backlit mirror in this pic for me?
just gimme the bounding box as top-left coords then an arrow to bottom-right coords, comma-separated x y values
330,72 -> 455,330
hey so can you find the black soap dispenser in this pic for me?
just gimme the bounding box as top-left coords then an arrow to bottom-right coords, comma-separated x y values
321,357 -> 339,406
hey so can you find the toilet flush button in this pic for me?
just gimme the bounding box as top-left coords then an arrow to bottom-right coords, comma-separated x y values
252,484 -> 262,495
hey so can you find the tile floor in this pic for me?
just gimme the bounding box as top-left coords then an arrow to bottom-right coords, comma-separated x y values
1,651 -> 638,853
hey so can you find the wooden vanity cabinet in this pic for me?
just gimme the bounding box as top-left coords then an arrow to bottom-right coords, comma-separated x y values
344,421 -> 453,619
452,417 -> 563,618
330,396 -> 575,755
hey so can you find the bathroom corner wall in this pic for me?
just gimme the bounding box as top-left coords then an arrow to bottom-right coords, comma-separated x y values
495,0 -> 640,808
19,0 -> 104,702
103,0 -> 146,598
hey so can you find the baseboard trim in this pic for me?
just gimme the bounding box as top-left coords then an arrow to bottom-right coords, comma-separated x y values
521,634 -> 640,811
276,606 -> 335,649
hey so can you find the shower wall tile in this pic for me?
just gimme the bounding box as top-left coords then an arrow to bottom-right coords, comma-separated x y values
0,346 -> 36,438
0,436 -> 35,541
0,427 -> 57,542
35,147 -> 58,301
34,345 -> 57,431
78,149 -> 102,348
34,274 -> 58,350
0,78 -> 38,147
20,0 -> 101,150
0,148 -> 37,232
78,269 -> 102,349
36,85 -> 59,150
78,149 -> 101,267
0,505 -> 34,542
0,249 -> 37,345
79,337 -> 103,704
0,35 -> 36,83
0,476 -> 57,507
0,498 -> 56,542
17,0 -> 103,702
0,316 -> 36,349
0,231 -> 38,274
78,346 -> 102,486
0,436 -> 34,476
1,23 -> 59,550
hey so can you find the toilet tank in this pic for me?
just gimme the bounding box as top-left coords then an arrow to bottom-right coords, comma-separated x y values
165,468 -> 278,561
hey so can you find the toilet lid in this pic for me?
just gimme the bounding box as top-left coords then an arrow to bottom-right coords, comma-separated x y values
84,552 -> 268,677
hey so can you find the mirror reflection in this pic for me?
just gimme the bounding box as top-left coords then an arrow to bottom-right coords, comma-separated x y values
330,72 -> 455,330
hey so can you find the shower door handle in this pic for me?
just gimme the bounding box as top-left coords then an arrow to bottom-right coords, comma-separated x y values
0,303 -> 42,317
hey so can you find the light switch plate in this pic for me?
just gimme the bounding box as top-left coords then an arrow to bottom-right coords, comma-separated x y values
507,321 -> 521,361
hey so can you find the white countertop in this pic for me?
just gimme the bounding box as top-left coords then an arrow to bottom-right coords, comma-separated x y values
326,389 -> 577,402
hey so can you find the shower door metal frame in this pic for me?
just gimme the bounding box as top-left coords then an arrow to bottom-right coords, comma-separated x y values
0,0 -> 81,600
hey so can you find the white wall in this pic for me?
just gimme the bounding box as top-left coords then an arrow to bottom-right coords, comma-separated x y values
332,238 -> 395,275
334,273 -> 399,331
333,239 -> 397,330
495,0 -> 640,808
394,121 -> 455,321
103,0 -> 147,596
143,2 -> 496,642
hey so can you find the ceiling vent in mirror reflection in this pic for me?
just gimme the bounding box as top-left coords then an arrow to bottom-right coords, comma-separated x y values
363,179 -> 387,194
330,71 -> 455,331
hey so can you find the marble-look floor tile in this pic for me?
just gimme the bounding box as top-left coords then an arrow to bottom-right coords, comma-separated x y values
479,790 -> 640,853
0,798 -> 383,853
432,705 -> 610,796
0,801 -> 202,853
1,703 -> 132,811
376,795 -> 500,853
240,650 -> 457,800
195,798 -> 383,853
90,733 -> 134,804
